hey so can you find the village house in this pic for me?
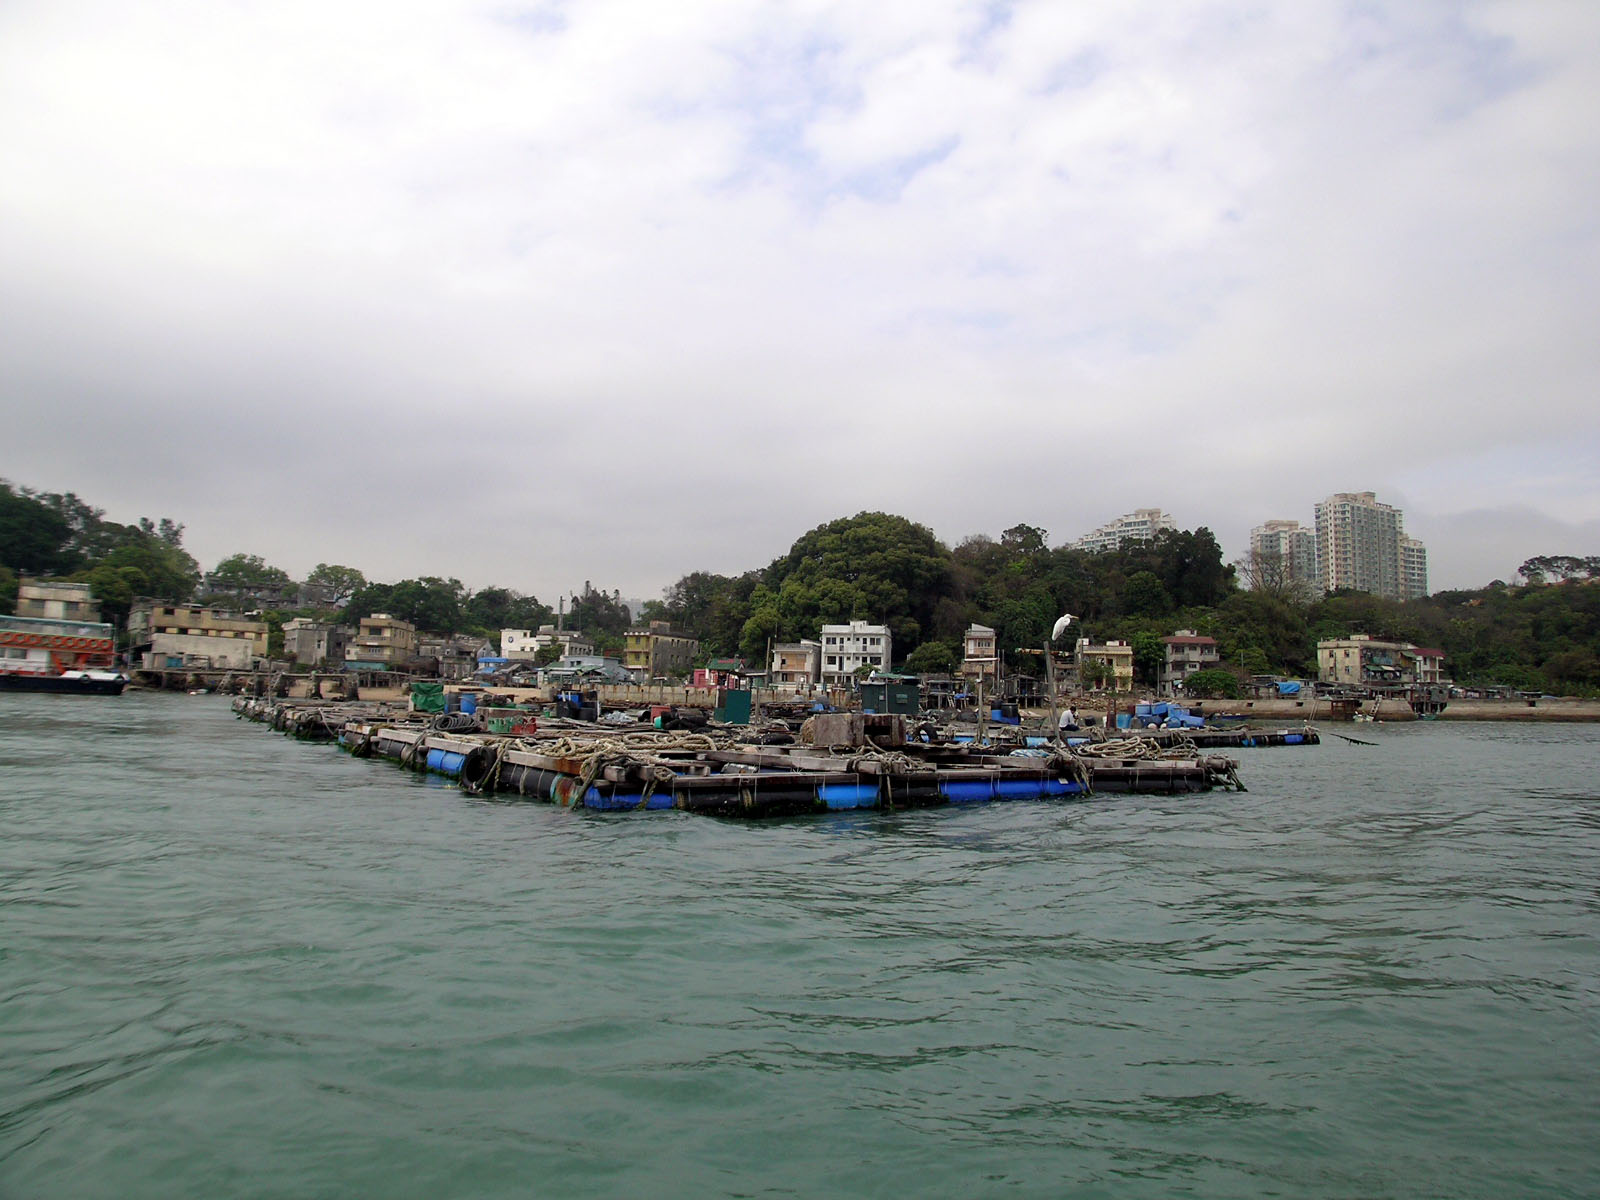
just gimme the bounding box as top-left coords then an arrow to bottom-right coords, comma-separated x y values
961,623 -> 999,685
819,620 -> 892,688
694,658 -> 748,688
15,578 -> 101,622
1076,637 -> 1135,693
623,620 -> 699,680
128,602 -> 269,670
769,640 -> 821,689
502,625 -> 595,662
1160,630 -> 1220,695
281,618 -> 349,668
544,654 -> 632,686
197,571 -> 300,609
344,613 -> 416,670
416,634 -> 491,680
1317,635 -> 1446,688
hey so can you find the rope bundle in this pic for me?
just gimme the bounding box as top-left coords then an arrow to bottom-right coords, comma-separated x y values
1075,735 -> 1205,761
460,731 -> 730,803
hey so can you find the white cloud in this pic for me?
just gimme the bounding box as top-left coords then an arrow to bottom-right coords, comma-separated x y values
1,0 -> 1595,596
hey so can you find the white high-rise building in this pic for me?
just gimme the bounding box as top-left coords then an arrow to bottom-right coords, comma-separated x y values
1401,536 -> 1429,600
1249,520 -> 1319,596
1072,508 -> 1175,553
1313,492 -> 1426,600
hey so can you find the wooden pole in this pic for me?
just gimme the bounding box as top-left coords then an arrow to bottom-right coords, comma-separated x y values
1045,641 -> 1059,741
977,675 -> 988,747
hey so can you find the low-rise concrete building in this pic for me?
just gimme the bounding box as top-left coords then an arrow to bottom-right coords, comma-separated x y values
624,620 -> 699,680
820,620 -> 892,688
417,634 -> 488,680
1076,637 -> 1134,693
281,618 -> 349,668
1160,630 -> 1219,695
345,613 -> 416,670
129,602 -> 269,670
502,625 -> 595,661
544,655 -> 632,686
16,578 -> 101,623
769,640 -> 821,688
1317,634 -> 1446,688
961,624 -> 999,684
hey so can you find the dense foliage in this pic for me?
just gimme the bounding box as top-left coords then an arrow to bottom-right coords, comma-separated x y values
0,479 -> 199,624
201,553 -> 292,605
1179,668 -> 1240,699
342,578 -> 555,640
563,583 -> 632,653
647,514 -> 1598,694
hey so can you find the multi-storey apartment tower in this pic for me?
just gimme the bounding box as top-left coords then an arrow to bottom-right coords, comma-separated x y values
1313,492 -> 1426,600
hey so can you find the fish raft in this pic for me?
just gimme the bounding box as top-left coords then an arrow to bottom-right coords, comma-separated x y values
234,698 -> 1251,818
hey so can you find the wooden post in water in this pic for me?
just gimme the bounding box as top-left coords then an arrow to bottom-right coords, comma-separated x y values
1045,643 -> 1059,742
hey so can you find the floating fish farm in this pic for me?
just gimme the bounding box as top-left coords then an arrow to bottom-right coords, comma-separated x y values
233,698 -> 1255,818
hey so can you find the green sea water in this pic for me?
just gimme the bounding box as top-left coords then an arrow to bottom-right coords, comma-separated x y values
2,693 -> 1597,1199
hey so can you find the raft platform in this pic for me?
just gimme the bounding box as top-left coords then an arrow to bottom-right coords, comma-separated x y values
1105,725 -> 1320,750
234,699 -> 1247,817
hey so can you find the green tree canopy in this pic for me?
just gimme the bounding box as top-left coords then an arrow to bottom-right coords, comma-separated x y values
1129,630 -> 1165,685
344,577 -> 467,633
763,511 -> 953,656
464,586 -> 552,634
903,640 -> 958,675
305,563 -> 367,606
1179,668 -> 1240,699
566,582 -> 631,648
1518,555 -> 1600,584
0,480 -> 71,573
205,553 -> 292,603
99,531 -> 200,602
1124,571 -> 1172,617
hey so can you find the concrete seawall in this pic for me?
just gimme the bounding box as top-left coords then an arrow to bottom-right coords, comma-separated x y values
1183,697 -> 1600,723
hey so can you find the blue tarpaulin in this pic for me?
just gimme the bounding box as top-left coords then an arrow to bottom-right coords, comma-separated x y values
1277,681 -> 1302,695
1135,702 -> 1204,729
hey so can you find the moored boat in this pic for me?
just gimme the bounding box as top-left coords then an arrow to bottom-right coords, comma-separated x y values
0,615 -> 126,695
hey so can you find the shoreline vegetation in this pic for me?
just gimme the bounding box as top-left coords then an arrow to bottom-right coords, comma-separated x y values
4,483 -> 1598,700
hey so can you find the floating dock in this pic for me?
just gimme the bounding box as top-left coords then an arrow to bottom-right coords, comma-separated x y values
234,699 -> 1248,817
1107,725 -> 1319,750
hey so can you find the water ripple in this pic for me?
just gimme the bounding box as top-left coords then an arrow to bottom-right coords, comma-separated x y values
1,696 -> 1597,1198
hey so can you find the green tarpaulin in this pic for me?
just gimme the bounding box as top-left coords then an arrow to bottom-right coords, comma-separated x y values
411,681 -> 445,713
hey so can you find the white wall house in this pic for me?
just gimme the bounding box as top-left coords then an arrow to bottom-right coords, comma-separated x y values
819,620 -> 892,688
502,626 -> 595,660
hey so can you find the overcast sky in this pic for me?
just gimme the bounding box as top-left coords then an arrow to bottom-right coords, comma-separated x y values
3,1 -> 1596,601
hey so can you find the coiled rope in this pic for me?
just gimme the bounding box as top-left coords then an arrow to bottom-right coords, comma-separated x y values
460,731 -> 729,802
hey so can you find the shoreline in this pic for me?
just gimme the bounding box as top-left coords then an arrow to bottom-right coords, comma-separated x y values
1181,696 -> 1600,723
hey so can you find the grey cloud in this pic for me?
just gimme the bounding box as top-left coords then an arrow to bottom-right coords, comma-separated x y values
2,1 -> 1594,599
